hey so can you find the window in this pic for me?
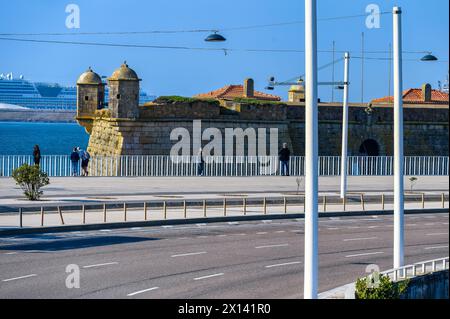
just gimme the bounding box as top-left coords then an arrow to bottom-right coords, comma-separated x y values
117,94 -> 121,100
84,96 -> 89,101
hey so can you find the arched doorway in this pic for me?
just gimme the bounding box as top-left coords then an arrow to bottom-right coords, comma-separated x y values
359,139 -> 380,156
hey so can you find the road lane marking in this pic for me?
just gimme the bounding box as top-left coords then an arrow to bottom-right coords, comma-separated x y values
275,231 -> 286,233
345,252 -> 384,258
197,236 -> 209,239
83,262 -> 118,269
171,251 -> 207,258
130,227 -> 141,230
327,228 -> 339,230
2,274 -> 37,282
425,245 -> 449,250
194,273 -> 224,281
99,229 -> 112,232
255,244 -> 289,249
127,287 -> 159,297
265,261 -> 302,268
426,233 -> 448,236
343,237 -> 378,242
256,232 -> 268,235
4,252 -> 18,255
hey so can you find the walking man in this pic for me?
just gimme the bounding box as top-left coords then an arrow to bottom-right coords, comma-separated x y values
279,143 -> 291,176
79,148 -> 91,177
197,148 -> 205,176
70,147 -> 80,177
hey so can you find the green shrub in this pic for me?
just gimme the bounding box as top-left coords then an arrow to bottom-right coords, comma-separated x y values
12,164 -> 50,201
233,97 -> 286,106
355,273 -> 409,299
153,96 -> 219,105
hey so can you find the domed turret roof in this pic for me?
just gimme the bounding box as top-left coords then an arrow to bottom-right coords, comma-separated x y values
289,79 -> 305,92
109,62 -> 140,81
77,67 -> 103,85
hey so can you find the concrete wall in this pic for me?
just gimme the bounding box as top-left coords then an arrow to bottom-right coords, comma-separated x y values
401,270 -> 449,299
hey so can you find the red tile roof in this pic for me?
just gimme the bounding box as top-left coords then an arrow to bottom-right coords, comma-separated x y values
372,88 -> 449,105
195,85 -> 281,101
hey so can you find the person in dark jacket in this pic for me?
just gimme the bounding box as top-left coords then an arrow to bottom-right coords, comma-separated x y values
70,147 -> 80,176
33,145 -> 41,166
279,143 -> 291,176
79,148 -> 91,177
197,148 -> 205,176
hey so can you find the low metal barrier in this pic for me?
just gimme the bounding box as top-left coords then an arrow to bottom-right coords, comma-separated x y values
0,155 -> 448,177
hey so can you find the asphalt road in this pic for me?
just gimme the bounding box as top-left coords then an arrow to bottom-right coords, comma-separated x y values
0,212 -> 448,299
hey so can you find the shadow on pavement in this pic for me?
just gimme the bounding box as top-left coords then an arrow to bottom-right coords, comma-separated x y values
0,235 -> 158,252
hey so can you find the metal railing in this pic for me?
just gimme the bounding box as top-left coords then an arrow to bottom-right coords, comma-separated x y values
0,155 -> 448,177
383,257 -> 449,282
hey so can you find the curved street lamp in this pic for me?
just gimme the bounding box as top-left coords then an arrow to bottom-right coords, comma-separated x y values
421,53 -> 438,61
204,32 -> 226,42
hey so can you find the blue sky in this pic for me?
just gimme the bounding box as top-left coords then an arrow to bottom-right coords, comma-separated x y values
0,0 -> 448,102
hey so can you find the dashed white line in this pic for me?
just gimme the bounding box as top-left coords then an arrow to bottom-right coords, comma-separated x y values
4,252 -> 18,255
99,229 -> 112,232
256,232 -> 268,235
82,262 -> 118,269
425,245 -> 449,250
345,252 -> 384,258
194,273 -> 224,281
255,244 -> 290,249
2,274 -> 37,282
265,261 -> 302,268
426,233 -> 448,236
327,228 -> 339,230
127,287 -> 159,297
343,237 -> 378,242
171,251 -> 207,258
275,231 -> 286,233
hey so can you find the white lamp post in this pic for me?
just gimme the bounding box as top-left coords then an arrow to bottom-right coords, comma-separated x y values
304,0 -> 319,299
340,52 -> 350,199
393,6 -> 404,269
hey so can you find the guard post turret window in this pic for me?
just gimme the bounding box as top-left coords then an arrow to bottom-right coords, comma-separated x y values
117,94 -> 121,100
84,96 -> 89,101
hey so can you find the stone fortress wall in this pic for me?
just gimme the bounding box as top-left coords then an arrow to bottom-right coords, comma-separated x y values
76,64 -> 449,157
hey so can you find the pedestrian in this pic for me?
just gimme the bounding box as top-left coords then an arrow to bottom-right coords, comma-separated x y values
33,145 -> 41,166
279,143 -> 291,176
80,148 -> 91,177
197,148 -> 205,176
70,147 -> 80,177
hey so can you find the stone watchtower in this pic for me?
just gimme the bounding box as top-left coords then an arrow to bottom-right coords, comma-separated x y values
108,62 -> 141,119
76,67 -> 105,117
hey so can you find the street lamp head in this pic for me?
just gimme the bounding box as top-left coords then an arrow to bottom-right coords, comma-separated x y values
421,54 -> 438,62
265,86 -> 275,91
335,85 -> 345,90
205,32 -> 226,42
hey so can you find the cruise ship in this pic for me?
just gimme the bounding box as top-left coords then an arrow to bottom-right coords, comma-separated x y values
0,72 -> 155,110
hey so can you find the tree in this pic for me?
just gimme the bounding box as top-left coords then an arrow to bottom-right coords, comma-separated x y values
409,177 -> 418,192
12,164 -> 50,201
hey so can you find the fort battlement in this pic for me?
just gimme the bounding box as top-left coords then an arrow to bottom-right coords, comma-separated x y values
76,64 -> 449,157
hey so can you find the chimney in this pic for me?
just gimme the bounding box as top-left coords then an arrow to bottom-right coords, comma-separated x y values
422,83 -> 432,102
243,78 -> 254,98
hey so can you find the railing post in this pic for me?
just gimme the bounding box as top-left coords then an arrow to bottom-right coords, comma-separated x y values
442,193 -> 445,209
40,207 -> 44,227
82,205 -> 86,224
422,263 -> 426,274
361,194 -> 365,211
163,201 -> 167,220
342,196 -> 346,212
382,194 -> 385,211
183,200 -> 187,219
203,200 -> 207,218
323,195 -> 327,212
421,193 -> 425,209
243,198 -> 247,216
123,203 -> 127,222
144,202 -> 148,221
303,196 -> 306,213
223,198 -> 227,216
19,208 -> 23,228
263,197 -> 267,215
58,206 -> 65,225
103,203 -> 107,223
432,260 -> 436,272
284,197 -> 287,214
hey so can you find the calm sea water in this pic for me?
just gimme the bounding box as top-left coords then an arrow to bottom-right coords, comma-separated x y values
0,122 -> 89,155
